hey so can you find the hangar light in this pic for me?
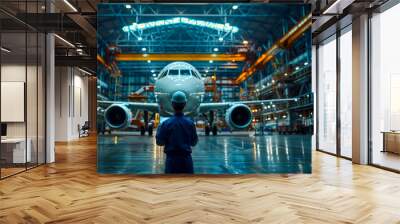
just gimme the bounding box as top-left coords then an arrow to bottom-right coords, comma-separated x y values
125,4 -> 131,9
213,48 -> 219,52
137,37 -> 143,41
151,69 -> 155,73
147,60 -> 151,63
232,5 -> 239,10
219,37 -> 223,41
122,17 -> 239,33
209,60 -> 213,63
142,47 -> 147,52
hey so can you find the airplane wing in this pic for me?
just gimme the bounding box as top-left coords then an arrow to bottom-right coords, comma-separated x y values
198,98 -> 297,113
98,100 -> 160,113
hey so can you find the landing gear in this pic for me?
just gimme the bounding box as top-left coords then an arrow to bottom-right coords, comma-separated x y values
148,124 -> 153,136
212,124 -> 218,136
140,126 -> 146,136
205,125 -> 210,136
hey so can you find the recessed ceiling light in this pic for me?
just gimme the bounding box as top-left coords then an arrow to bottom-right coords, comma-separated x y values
142,47 -> 147,52
209,60 -> 213,63
125,4 -> 131,9
137,37 -> 143,41
151,69 -> 155,73
304,62 -> 309,66
147,60 -> 151,63
152,73 -> 156,77
213,48 -> 219,52
218,37 -> 223,41
232,5 -> 239,10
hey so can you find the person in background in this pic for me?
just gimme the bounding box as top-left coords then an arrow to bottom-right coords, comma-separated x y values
156,91 -> 198,174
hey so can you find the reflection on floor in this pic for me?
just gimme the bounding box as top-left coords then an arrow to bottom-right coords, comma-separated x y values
373,151 -> 400,170
97,134 -> 311,174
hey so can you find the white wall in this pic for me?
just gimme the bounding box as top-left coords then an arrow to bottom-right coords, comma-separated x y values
55,67 -> 89,141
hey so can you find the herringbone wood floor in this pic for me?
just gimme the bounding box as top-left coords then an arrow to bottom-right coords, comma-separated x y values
1,136 -> 400,224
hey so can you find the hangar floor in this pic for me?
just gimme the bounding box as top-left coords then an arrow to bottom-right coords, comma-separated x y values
1,135 -> 400,223
97,134 -> 311,174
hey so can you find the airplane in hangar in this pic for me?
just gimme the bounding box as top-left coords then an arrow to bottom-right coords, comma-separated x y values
98,61 -> 297,136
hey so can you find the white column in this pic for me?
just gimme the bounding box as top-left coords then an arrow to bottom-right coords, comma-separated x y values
46,33 -> 55,163
352,14 -> 369,164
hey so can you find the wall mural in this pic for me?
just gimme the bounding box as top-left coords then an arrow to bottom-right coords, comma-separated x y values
97,3 -> 313,174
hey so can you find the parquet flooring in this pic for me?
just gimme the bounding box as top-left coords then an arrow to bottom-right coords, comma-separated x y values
1,135 -> 400,223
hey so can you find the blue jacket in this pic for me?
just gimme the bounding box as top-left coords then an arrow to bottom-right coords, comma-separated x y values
156,113 -> 198,154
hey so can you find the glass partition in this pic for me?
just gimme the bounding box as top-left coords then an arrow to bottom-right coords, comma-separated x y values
370,3 -> 400,171
0,1 -> 46,179
317,35 -> 337,154
339,27 -> 352,158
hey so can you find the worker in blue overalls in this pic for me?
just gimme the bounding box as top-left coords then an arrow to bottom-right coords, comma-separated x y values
156,91 -> 198,174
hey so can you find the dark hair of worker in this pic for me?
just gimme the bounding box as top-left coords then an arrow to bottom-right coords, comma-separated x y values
172,102 -> 186,112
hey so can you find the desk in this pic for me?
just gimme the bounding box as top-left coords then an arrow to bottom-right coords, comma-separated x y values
1,138 -> 31,163
382,131 -> 400,154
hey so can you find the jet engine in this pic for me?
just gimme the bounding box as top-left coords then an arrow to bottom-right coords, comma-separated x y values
225,104 -> 252,129
104,104 -> 132,129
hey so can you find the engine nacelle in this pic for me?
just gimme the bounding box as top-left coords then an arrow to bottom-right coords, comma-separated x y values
225,104 -> 252,129
104,104 -> 132,129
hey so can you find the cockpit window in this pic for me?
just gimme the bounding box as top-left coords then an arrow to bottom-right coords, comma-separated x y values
159,70 -> 168,79
180,70 -> 191,76
168,70 -> 179,76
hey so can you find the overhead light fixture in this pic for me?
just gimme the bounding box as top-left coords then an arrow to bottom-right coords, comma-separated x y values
76,48 -> 83,52
205,70 -> 209,73
296,66 -> 300,70
63,0 -> 78,12
284,73 -> 288,76
125,4 -> 131,9
209,60 -> 213,63
213,48 -> 219,52
78,67 -> 92,76
122,17 -> 239,33
137,37 -> 143,41
143,54 -> 148,57
147,60 -> 151,63
152,73 -> 156,77
142,47 -> 147,52
1,47 -> 11,53
243,40 -> 248,45
218,37 -> 223,41
54,34 -> 75,48
151,69 -> 155,73
304,62 -> 309,66
232,5 -> 239,10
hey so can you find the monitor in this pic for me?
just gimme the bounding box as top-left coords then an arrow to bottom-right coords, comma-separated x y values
1,123 -> 7,137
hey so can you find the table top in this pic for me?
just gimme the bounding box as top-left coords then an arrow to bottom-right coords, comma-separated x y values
381,131 -> 400,134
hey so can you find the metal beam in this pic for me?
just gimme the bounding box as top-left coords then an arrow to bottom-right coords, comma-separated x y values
115,53 -> 246,62
235,13 -> 312,84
